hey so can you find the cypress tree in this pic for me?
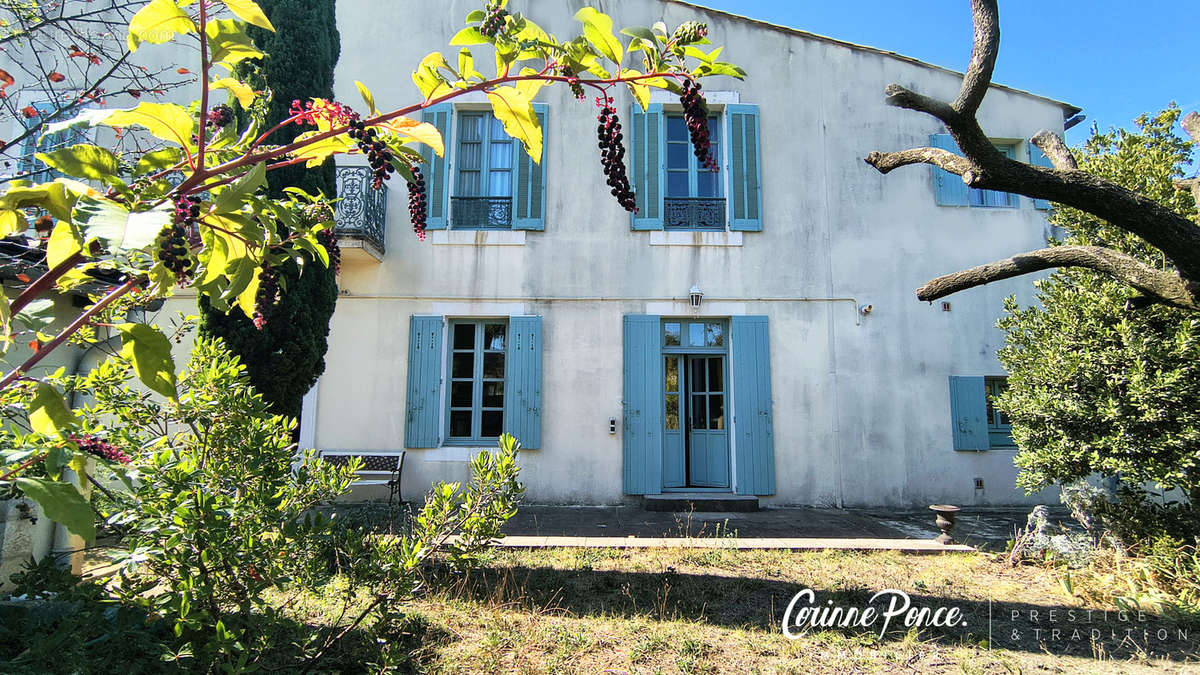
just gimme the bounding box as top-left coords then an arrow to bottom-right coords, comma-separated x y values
198,0 -> 341,422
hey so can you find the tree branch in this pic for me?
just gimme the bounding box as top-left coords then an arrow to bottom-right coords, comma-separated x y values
952,0 -> 1000,117
883,84 -> 957,124
916,245 -> 1200,311
1030,130 -> 1078,170
864,147 -> 974,175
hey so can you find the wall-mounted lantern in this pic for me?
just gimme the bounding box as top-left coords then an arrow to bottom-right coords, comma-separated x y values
689,285 -> 703,309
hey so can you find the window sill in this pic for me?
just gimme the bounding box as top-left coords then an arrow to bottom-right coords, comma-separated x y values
421,445 -> 509,462
648,231 -> 743,247
429,230 -> 527,246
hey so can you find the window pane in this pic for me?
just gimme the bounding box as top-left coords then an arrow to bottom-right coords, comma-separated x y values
709,395 -> 724,430
665,394 -> 679,431
458,141 -> 482,170
458,169 -> 480,197
489,115 -> 508,140
482,381 -> 504,408
488,170 -> 512,197
451,382 -> 473,407
481,411 -> 503,438
483,353 -> 505,378
454,323 -> 476,349
484,324 -> 506,351
691,358 -> 706,391
708,359 -> 722,393
697,169 -> 719,198
705,322 -> 724,347
691,395 -> 707,429
664,356 -> 678,392
460,115 -> 483,142
664,322 -> 680,347
688,323 -> 705,347
452,353 -> 474,378
489,140 -> 512,169
667,171 -> 689,198
450,410 -> 472,437
666,115 -> 687,142
667,142 -> 689,169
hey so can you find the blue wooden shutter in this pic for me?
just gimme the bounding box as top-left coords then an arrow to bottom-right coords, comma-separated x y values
622,315 -> 663,494
404,315 -> 443,448
731,316 -> 775,495
512,104 -> 547,231
1028,146 -> 1053,210
930,133 -> 969,206
504,315 -> 542,448
948,376 -> 988,451
726,104 -> 762,232
630,103 -> 663,230
421,103 -> 452,230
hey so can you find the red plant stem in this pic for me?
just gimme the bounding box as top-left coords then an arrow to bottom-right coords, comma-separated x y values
196,0 -> 211,171
0,277 -> 141,391
0,452 -> 47,482
10,251 -> 86,316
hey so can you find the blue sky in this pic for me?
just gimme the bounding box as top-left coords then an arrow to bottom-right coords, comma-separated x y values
695,0 -> 1197,155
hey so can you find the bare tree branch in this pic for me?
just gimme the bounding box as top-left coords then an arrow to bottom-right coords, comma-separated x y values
917,246 -> 1200,311
883,84 -> 958,123
1030,130 -> 1078,170
952,0 -> 1000,117
864,147 -> 974,175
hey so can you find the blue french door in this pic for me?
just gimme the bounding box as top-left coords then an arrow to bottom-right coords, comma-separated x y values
663,354 -> 730,488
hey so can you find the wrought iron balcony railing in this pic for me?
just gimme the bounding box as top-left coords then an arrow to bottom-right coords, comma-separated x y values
664,197 -> 726,231
335,166 -> 387,257
451,196 -> 512,229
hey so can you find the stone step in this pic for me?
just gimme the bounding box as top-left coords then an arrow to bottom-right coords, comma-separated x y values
643,493 -> 759,513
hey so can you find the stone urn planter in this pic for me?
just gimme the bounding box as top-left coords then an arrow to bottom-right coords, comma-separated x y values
929,504 -> 961,545
0,498 -> 55,591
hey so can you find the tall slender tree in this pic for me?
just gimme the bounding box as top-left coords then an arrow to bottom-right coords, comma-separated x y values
198,0 -> 341,422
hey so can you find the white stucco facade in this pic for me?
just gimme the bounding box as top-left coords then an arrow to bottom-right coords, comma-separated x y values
300,0 -> 1081,508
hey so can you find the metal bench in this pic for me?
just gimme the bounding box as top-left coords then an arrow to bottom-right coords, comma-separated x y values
317,451 -> 405,501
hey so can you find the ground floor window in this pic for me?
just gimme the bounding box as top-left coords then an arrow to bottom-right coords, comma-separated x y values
985,376 -> 1013,446
447,319 -> 507,443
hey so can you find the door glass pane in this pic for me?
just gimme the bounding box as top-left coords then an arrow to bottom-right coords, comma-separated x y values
665,394 -> 679,431
458,142 -> 481,170
489,140 -> 513,169
454,323 -> 476,349
457,169 -> 480,197
709,395 -> 724,430
449,410 -> 472,437
483,353 -> 505,378
667,171 -> 688,197
664,357 -> 678,392
451,382 -> 473,407
482,381 -> 504,408
705,322 -> 724,347
691,358 -> 706,392
691,395 -> 707,429
481,410 -> 503,437
452,353 -> 474,378
667,142 -> 689,169
708,359 -> 722,393
688,323 -> 705,347
484,324 -> 506,351
488,170 -> 511,197
666,115 -> 687,142
664,322 -> 680,346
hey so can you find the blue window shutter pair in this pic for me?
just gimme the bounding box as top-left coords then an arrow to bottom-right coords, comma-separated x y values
512,104 -> 548,230
731,316 -> 775,495
404,315 -> 543,449
622,315 -> 664,493
726,104 -> 762,232
948,376 -> 989,451
503,316 -> 542,448
420,103 -> 548,231
629,103 -> 664,230
1028,146 -> 1053,210
930,133 -> 969,206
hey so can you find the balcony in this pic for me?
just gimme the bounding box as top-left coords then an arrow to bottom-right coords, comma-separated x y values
335,166 -> 387,261
664,197 -> 726,231
451,196 -> 512,229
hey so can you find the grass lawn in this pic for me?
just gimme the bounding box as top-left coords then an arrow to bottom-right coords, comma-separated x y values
281,547 -> 1199,673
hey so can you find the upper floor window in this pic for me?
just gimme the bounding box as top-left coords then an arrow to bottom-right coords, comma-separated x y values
664,114 -> 723,230
968,146 -> 1017,208
930,134 -> 1029,209
15,102 -> 85,183
418,103 -> 548,232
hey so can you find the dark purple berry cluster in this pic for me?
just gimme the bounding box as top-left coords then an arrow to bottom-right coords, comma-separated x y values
480,2 -> 508,39
407,165 -> 428,240
596,97 -> 637,213
680,79 -> 718,173
671,21 -> 708,45
69,433 -> 131,464
316,228 -> 341,275
206,104 -> 233,129
252,264 -> 280,330
346,113 -> 394,189
560,64 -> 585,101
158,196 -> 199,280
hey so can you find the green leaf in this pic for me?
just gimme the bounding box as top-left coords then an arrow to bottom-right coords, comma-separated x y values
212,162 -> 265,213
14,299 -> 57,334
355,81 -> 376,116
574,8 -> 623,65
291,130 -> 352,168
74,195 -> 173,251
620,26 -> 656,42
117,323 -> 178,399
39,109 -> 116,139
210,77 -> 256,107
134,147 -> 183,176
458,49 -> 478,81
34,144 -> 119,183
487,86 -> 541,163
127,0 -> 197,52
103,102 -> 194,148
465,9 -> 485,23
222,0 -> 274,31
29,382 -> 75,439
1,181 -> 83,223
46,219 -> 83,269
0,209 -> 27,237
16,478 -> 95,544
412,51 -> 453,100
623,69 -> 649,112
449,26 -> 488,46
205,18 -> 264,66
